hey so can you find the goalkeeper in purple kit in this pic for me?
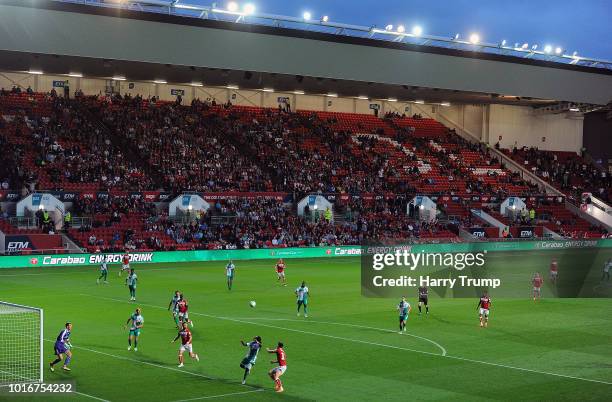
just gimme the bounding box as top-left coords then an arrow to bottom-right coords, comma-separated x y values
49,322 -> 73,372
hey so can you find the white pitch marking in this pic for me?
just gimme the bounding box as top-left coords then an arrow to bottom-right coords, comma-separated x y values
42,338 -> 262,394
0,259 -> 353,277
81,294 -> 612,386
171,389 -> 265,401
80,294 -> 443,357
0,367 -> 110,402
223,317 -> 447,356
73,390 -> 112,402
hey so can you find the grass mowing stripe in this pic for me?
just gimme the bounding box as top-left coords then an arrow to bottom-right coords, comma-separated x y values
73,391 -> 112,402
0,259 -> 353,278
226,317 -> 447,356
0,368 -> 109,402
80,294 -> 612,387
42,338 -> 262,392
170,389 -> 265,401
442,354 -> 612,386
80,294 -> 443,357
210,316 -> 612,386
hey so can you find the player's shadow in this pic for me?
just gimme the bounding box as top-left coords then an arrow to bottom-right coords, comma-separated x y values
119,355 -> 315,401
426,313 -> 451,324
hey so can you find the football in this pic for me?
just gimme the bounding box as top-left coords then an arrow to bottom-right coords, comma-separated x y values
249,300 -> 256,308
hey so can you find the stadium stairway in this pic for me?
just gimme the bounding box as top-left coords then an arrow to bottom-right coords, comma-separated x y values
470,209 -> 505,234
61,234 -> 84,253
406,102 -> 610,237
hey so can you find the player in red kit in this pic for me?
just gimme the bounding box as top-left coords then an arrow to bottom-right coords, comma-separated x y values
532,272 -> 543,301
177,298 -> 193,327
549,258 -> 559,284
477,292 -> 492,328
171,322 -> 199,367
275,259 -> 287,286
267,342 -> 287,393
119,252 -> 130,276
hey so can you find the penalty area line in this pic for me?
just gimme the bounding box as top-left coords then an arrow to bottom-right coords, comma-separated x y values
0,368 -> 109,402
81,293 -> 612,387
42,338 -> 262,394
73,391 -> 111,402
80,294 -> 443,358
228,317 -> 447,356
171,389 -> 265,401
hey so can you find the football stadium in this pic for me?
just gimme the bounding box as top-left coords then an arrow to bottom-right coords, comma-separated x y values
0,1 -> 611,401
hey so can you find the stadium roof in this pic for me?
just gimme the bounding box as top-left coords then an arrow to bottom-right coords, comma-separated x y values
53,0 -> 612,72
1,0 -> 611,107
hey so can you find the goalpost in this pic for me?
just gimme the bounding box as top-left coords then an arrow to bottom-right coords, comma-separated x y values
0,302 -> 43,384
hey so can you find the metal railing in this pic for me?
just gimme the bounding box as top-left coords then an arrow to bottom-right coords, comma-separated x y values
6,216 -> 92,229
70,217 -> 93,229
8,216 -> 39,229
49,0 -> 612,70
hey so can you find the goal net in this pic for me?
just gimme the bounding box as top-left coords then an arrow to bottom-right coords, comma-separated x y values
0,302 -> 43,384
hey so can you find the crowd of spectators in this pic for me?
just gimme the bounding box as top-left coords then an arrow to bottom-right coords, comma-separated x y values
505,145 -> 611,202
35,97 -> 153,191
2,89 -> 609,251
91,94 -> 272,193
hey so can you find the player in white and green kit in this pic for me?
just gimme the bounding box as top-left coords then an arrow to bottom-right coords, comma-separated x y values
295,281 -> 309,318
126,269 -> 138,301
397,296 -> 411,334
239,335 -> 262,385
97,260 -> 108,284
168,290 -> 182,329
125,308 -> 144,351
226,260 -> 236,290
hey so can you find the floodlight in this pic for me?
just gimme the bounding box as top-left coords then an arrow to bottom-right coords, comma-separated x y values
412,26 -> 422,36
227,1 -> 238,12
469,33 -> 480,44
243,3 -> 255,14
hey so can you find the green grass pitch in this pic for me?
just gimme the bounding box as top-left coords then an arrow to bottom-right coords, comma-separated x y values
0,256 -> 611,401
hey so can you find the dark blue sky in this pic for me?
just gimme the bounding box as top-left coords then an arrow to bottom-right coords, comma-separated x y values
192,0 -> 612,60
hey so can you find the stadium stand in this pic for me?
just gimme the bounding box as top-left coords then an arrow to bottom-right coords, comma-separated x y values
1,89 -> 608,253
501,145 -> 611,202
